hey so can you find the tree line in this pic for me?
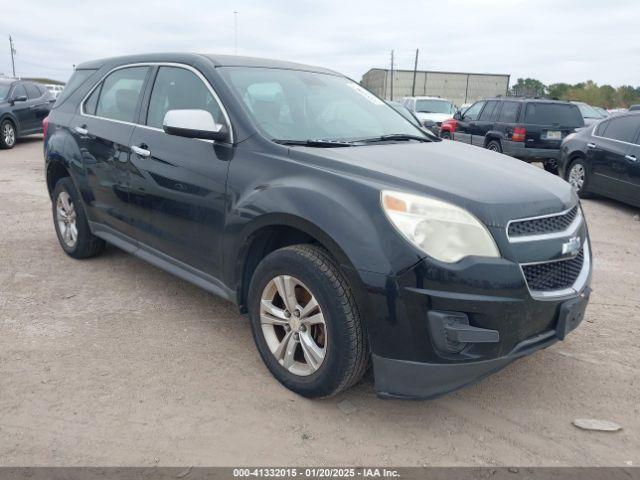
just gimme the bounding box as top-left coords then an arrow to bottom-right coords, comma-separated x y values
510,78 -> 640,109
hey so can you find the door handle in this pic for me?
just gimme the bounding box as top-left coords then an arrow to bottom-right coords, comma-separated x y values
131,145 -> 151,157
75,126 -> 88,135
625,154 -> 637,162
587,142 -> 596,149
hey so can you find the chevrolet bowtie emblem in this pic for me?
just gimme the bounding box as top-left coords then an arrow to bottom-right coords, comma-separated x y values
562,236 -> 581,256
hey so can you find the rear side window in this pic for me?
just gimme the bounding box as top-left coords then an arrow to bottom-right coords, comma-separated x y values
498,102 -> 520,123
594,120 -> 609,136
524,103 -> 583,127
83,85 -> 101,115
599,116 -> 640,144
95,67 -> 149,123
479,100 -> 498,121
25,83 -> 42,99
55,69 -> 96,106
146,66 -> 222,129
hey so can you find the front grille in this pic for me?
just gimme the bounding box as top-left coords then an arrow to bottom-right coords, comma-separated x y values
523,249 -> 584,292
508,206 -> 578,238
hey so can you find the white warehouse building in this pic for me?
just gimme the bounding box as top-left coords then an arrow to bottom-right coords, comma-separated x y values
360,68 -> 511,107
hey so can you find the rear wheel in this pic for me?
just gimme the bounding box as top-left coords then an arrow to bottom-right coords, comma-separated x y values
52,177 -> 106,258
0,120 -> 16,149
248,245 -> 369,398
565,158 -> 592,198
486,139 -> 502,153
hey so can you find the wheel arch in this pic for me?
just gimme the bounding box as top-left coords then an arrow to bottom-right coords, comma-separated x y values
233,213 -> 367,315
484,131 -> 505,147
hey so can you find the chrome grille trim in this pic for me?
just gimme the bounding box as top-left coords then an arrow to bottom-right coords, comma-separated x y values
506,205 -> 583,243
520,243 -> 591,300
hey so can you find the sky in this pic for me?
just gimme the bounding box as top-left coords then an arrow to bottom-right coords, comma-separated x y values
2,0 -> 639,87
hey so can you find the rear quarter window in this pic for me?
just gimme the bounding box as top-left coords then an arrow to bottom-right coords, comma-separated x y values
524,103 -> 584,127
53,69 -> 97,107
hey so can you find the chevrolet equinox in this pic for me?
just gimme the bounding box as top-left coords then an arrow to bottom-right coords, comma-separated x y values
44,54 -> 592,399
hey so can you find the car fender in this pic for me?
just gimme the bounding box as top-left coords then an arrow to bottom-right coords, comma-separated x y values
484,130 -> 507,145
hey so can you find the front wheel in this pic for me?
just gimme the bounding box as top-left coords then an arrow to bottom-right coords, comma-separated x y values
248,245 -> 369,398
440,131 -> 451,140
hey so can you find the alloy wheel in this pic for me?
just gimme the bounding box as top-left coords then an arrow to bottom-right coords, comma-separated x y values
56,191 -> 78,248
568,163 -> 585,191
3,123 -> 15,147
259,275 -> 327,376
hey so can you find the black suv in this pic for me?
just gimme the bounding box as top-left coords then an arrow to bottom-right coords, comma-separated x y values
450,97 -> 584,172
44,54 -> 592,399
0,78 -> 55,149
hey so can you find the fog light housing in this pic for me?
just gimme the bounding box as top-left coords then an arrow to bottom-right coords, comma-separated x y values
428,311 -> 499,354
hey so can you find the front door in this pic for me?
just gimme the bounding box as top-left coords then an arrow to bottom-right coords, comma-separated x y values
69,65 -> 150,238
9,84 -> 35,133
127,65 -> 231,278
455,100 -> 485,144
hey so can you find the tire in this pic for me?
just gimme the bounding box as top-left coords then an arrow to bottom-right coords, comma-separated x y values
565,157 -> 592,198
543,161 -> 559,175
0,119 -> 16,149
248,244 -> 369,398
486,139 -> 502,153
440,131 -> 451,140
52,177 -> 106,258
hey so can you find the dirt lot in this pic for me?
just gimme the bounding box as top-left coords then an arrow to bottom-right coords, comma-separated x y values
1,136 -> 639,467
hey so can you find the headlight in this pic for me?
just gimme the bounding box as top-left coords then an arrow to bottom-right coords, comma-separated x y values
381,190 -> 500,263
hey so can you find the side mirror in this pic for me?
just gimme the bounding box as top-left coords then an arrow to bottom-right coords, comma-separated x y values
12,95 -> 27,104
453,111 -> 462,120
163,109 -> 228,142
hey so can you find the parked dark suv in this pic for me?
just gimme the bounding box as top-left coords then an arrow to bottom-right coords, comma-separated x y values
0,78 -> 55,149
450,97 -> 584,172
44,54 -> 592,399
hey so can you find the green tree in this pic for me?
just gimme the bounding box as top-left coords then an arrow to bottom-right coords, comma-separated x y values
511,78 -> 546,97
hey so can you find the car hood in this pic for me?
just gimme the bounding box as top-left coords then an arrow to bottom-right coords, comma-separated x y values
415,112 -> 453,123
294,140 -> 576,228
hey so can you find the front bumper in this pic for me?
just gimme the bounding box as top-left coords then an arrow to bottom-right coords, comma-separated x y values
373,286 -> 590,399
356,225 -> 592,399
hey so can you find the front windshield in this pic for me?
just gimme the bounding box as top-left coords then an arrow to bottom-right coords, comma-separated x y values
415,99 -> 454,114
577,103 -> 601,119
219,67 -> 423,142
0,84 -> 10,100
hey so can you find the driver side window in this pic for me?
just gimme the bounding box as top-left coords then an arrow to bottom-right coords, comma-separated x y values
462,101 -> 485,121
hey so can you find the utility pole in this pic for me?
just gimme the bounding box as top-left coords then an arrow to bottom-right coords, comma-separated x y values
9,36 -> 16,77
234,11 -> 238,55
389,50 -> 394,101
411,48 -> 419,97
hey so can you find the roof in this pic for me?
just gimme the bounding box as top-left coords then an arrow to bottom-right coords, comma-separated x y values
0,78 -> 14,86
485,96 -> 574,104
403,96 -> 451,101
76,53 -> 341,76
363,67 -> 510,78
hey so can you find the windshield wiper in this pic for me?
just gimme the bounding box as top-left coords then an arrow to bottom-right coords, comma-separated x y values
272,139 -> 354,147
358,133 -> 432,143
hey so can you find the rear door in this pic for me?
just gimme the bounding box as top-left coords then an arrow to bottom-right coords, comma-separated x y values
127,65 -> 231,278
68,65 -> 151,238
587,116 -> 638,198
627,129 -> 640,206
24,83 -> 50,131
522,102 -> 583,150
455,100 -> 485,144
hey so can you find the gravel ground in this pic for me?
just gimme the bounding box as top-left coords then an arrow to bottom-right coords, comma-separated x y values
1,136 -> 639,467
